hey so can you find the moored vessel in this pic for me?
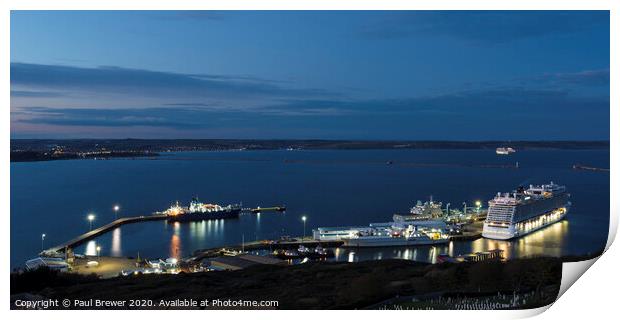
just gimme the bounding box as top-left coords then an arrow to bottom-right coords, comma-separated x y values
482,182 -> 570,240
157,198 -> 241,222
393,198 -> 444,222
496,147 -> 516,155
341,222 -> 449,247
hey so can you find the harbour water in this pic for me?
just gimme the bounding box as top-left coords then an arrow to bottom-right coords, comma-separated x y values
10,149 -> 609,268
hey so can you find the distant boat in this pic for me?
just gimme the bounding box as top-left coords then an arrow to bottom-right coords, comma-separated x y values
496,147 -> 516,155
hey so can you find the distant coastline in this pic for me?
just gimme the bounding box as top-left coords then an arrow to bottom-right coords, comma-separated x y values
11,138 -> 611,152
10,150 -> 158,163
10,139 -> 609,163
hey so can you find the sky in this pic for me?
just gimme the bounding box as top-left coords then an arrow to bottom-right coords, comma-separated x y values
10,11 -> 610,140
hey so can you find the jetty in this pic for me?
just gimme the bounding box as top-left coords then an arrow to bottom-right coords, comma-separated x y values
45,215 -> 167,253
248,206 -> 286,213
572,164 -> 610,172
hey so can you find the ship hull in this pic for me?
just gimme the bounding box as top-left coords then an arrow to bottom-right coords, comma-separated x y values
167,208 -> 241,222
482,204 -> 569,240
342,237 -> 449,248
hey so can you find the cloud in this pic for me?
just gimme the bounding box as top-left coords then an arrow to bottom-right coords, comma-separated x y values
163,103 -> 212,107
152,11 -> 231,21
14,107 -> 208,129
541,69 -> 610,87
360,11 -> 608,43
15,84 -> 608,129
246,85 -> 608,118
10,90 -> 66,98
12,82 -> 609,140
10,63 -> 335,101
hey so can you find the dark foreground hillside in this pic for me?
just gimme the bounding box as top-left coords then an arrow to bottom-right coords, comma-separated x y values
11,258 -> 562,310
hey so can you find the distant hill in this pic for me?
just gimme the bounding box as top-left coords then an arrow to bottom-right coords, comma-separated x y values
10,138 -> 610,154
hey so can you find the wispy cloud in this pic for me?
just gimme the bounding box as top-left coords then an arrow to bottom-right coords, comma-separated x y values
14,84 -> 607,131
151,11 -> 231,22
540,69 -> 610,87
14,107 -> 207,129
10,63 -> 336,102
10,90 -> 66,98
360,11 -> 608,43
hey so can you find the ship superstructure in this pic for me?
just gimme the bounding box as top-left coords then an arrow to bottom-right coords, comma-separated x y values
313,220 -> 448,247
157,198 -> 241,222
482,182 -> 570,240
341,221 -> 449,247
393,199 -> 444,222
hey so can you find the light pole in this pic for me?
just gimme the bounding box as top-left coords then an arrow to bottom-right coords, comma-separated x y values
88,214 -> 95,231
301,216 -> 307,243
113,205 -> 120,220
475,200 -> 482,214
41,233 -> 46,251
96,246 -> 101,260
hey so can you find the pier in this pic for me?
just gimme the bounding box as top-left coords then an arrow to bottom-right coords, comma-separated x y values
45,215 -> 167,253
44,202 -> 287,254
247,206 -> 286,213
572,164 -> 610,172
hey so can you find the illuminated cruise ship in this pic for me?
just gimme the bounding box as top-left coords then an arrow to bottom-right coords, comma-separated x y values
482,182 -> 570,240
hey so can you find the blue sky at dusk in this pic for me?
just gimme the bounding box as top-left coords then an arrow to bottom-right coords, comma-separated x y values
10,11 -> 609,140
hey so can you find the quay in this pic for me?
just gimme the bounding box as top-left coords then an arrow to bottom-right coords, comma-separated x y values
189,237 -> 344,262
45,215 -> 167,253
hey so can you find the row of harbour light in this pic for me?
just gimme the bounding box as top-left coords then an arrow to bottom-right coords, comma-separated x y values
40,204 -> 121,251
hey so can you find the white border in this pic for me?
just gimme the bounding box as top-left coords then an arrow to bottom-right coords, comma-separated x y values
2,1 -> 617,319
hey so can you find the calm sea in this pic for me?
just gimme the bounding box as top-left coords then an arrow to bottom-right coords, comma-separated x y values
10,149 -> 609,268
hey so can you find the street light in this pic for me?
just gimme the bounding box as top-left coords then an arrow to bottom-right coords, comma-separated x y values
96,245 -> 101,260
475,200 -> 482,213
87,214 -> 95,231
41,233 -> 46,251
113,205 -> 120,220
301,216 -> 307,243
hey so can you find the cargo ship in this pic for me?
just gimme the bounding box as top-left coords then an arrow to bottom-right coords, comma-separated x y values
393,198 -> 444,222
157,198 -> 241,222
482,182 -> 570,240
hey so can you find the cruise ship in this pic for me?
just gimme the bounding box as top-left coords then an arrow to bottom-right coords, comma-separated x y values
496,147 -> 516,155
482,182 -> 570,240
158,198 -> 241,222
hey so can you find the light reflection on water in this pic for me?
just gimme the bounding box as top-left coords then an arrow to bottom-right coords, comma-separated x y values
331,219 -> 569,263
111,227 -> 122,257
170,222 -> 182,259
84,240 -> 97,257
347,251 -> 355,262
78,216 -> 571,264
